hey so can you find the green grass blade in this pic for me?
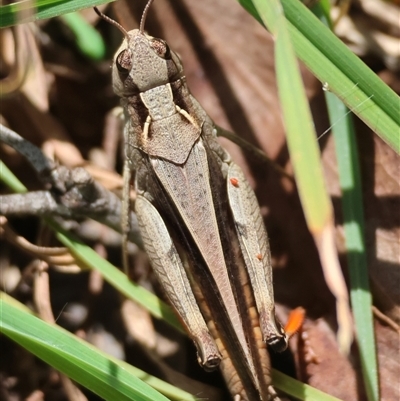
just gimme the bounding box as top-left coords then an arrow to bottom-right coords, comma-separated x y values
310,3 -> 379,399
1,292 -> 199,401
0,0 -> 114,27
0,160 -> 28,193
325,91 -> 378,401
253,0 -> 331,230
60,11 -> 105,60
0,293 -> 172,401
251,0 -> 353,355
238,0 -> 400,153
272,370 -> 344,401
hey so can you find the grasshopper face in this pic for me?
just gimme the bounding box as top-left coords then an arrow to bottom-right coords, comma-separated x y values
112,30 -> 184,97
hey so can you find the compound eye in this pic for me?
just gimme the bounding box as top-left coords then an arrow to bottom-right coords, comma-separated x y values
150,39 -> 171,59
116,49 -> 132,75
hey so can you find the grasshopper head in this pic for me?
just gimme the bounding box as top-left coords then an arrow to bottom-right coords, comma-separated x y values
112,30 -> 184,97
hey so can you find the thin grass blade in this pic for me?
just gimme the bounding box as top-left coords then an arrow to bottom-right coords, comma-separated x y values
0,0 -> 114,27
251,0 -> 353,353
60,11 -> 105,60
312,3 -> 379,399
325,91 -> 378,401
238,0 -> 400,153
272,370 -> 345,401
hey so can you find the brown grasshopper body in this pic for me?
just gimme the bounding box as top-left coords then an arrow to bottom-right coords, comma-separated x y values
106,4 -> 288,400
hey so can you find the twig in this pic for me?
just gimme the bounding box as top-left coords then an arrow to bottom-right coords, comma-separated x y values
0,216 -> 78,269
0,123 -> 55,176
0,124 -> 142,246
372,306 -> 400,333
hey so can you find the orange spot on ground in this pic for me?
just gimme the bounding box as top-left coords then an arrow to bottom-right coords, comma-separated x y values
285,307 -> 305,338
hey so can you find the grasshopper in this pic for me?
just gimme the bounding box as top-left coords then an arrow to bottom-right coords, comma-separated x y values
96,2 -> 288,399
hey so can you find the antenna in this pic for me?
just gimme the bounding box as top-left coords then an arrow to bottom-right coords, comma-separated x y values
94,6 -> 130,42
139,0 -> 155,33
